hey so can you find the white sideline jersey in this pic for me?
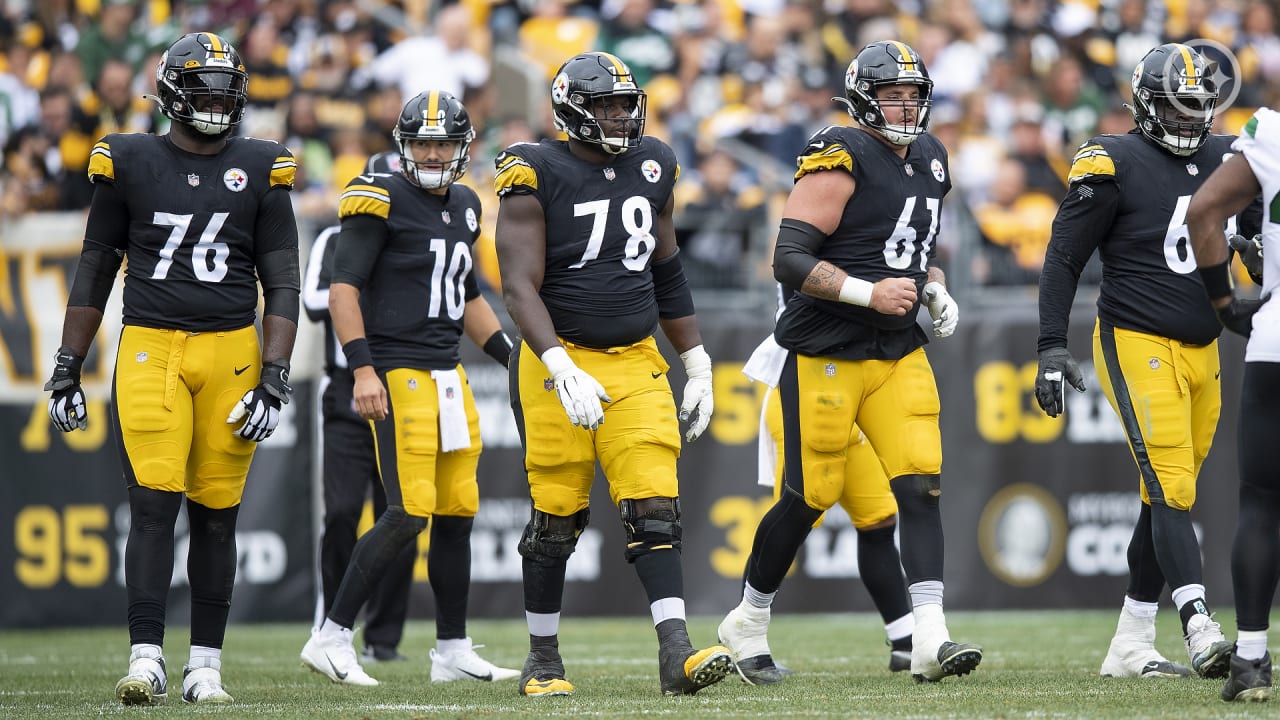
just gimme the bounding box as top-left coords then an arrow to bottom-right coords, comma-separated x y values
1234,107 -> 1280,362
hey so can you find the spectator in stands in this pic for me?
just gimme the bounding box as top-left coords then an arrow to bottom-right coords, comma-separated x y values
676,148 -> 769,289
517,0 -> 599,81
972,158 -> 1056,286
75,0 -> 149,83
597,0 -> 674,87
239,18 -> 294,110
360,4 -> 490,115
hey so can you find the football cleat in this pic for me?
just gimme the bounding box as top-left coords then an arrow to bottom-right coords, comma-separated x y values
181,665 -> 233,704
1186,614 -> 1233,679
115,652 -> 167,706
718,602 -> 778,683
1099,604 -> 1192,679
301,627 -> 379,686
659,644 -> 734,696
519,641 -> 573,697
1222,651 -> 1272,703
361,644 -> 409,663
430,639 -> 520,682
890,649 -> 912,673
911,613 -> 982,682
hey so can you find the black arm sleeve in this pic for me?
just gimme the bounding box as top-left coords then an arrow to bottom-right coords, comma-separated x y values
650,248 -> 695,319
1037,180 -> 1119,351
68,182 -> 129,309
254,187 -> 301,323
772,218 -> 826,288
331,214 -> 388,288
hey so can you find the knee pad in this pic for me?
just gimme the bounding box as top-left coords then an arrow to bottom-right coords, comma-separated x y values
379,505 -> 429,548
620,496 -> 681,563
518,507 -> 589,565
890,474 -> 940,512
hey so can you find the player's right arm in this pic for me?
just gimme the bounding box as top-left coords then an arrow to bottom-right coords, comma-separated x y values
330,180 -> 391,420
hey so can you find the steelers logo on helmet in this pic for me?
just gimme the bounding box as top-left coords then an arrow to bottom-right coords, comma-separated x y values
550,52 -> 648,155
1129,43 -> 1219,157
393,89 -> 475,190
838,40 -> 933,147
152,32 -> 248,137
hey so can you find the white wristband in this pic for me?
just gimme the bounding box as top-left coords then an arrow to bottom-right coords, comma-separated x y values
838,276 -> 874,307
540,346 -> 574,377
679,344 -> 712,375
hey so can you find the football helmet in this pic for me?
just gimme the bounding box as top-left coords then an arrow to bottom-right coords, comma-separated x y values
839,41 -> 933,146
1129,43 -> 1218,157
153,32 -> 248,136
551,52 -> 646,155
393,90 -> 474,189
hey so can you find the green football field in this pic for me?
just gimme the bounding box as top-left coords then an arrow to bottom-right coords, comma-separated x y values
0,610 -> 1270,719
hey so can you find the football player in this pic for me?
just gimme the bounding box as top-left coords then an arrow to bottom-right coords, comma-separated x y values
494,51 -> 732,697
1187,107 -> 1278,701
717,40 -> 980,685
1036,43 -> 1260,680
299,90 -> 517,686
43,33 -> 299,705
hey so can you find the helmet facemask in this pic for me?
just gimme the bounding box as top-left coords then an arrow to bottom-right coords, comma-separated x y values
393,90 -> 475,190
394,132 -> 473,189
557,88 -> 647,155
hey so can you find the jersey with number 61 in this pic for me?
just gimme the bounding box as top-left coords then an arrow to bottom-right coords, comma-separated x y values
337,171 -> 482,370
774,126 -> 949,361
87,133 -> 296,331
493,137 -> 679,349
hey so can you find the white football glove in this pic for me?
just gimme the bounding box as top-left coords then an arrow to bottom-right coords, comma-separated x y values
678,345 -> 714,442
45,347 -> 89,432
923,281 -> 959,338
226,362 -> 291,442
541,346 -> 611,430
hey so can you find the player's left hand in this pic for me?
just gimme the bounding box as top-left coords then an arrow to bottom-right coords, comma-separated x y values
678,345 -> 714,442
45,346 -> 88,432
227,361 -> 292,442
923,281 -> 959,338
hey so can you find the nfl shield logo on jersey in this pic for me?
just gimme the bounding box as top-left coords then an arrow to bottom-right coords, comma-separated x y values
544,378 -> 555,392
1186,163 -> 1199,176
604,167 -> 615,181
446,387 -> 455,400
187,173 -> 200,187
442,210 -> 452,224
825,362 -> 836,377
408,378 -> 418,390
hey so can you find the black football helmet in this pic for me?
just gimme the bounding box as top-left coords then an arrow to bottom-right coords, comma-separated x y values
153,32 -> 248,136
393,90 -> 475,189
839,41 -> 933,146
1129,43 -> 1218,157
551,52 -> 646,154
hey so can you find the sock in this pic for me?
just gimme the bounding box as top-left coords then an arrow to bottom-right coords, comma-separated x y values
650,597 -> 686,626
1123,596 -> 1159,619
1237,630 -> 1269,661
436,637 -> 471,655
1173,585 -> 1209,633
526,611 -> 560,637
130,643 -> 163,661
886,613 -> 914,650
319,618 -> 350,637
188,645 -> 221,670
908,580 -> 944,609
744,581 -> 775,609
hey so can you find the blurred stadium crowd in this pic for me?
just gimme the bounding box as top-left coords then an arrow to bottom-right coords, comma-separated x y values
0,0 -> 1276,294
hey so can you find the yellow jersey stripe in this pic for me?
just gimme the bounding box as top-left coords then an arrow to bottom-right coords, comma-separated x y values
87,141 -> 114,181
795,146 -> 854,179
339,186 -> 391,219
1067,153 -> 1116,182
494,158 -> 538,196
270,156 -> 296,188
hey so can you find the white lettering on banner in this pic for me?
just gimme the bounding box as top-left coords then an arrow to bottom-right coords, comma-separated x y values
1065,365 -> 1126,443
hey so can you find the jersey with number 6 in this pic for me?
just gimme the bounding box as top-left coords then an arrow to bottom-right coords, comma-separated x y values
338,171 -> 482,370
493,137 -> 678,348
87,133 -> 296,331
1234,107 -> 1280,361
1066,131 -> 1238,344
773,126 -> 949,361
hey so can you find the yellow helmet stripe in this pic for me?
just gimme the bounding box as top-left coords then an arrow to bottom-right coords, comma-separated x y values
1175,43 -> 1197,86
426,90 -> 440,127
891,41 -> 916,72
597,52 -> 632,83
204,32 -> 223,54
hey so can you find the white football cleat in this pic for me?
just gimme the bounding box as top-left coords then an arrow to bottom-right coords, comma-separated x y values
115,652 -> 167,706
1099,606 -> 1192,678
430,639 -> 519,682
182,664 -> 233,704
301,627 -> 379,686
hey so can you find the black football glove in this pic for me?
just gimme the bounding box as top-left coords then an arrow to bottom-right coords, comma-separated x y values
226,361 -> 292,442
1216,293 -> 1270,339
1228,233 -> 1264,285
45,346 -> 88,432
1035,347 -> 1086,418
